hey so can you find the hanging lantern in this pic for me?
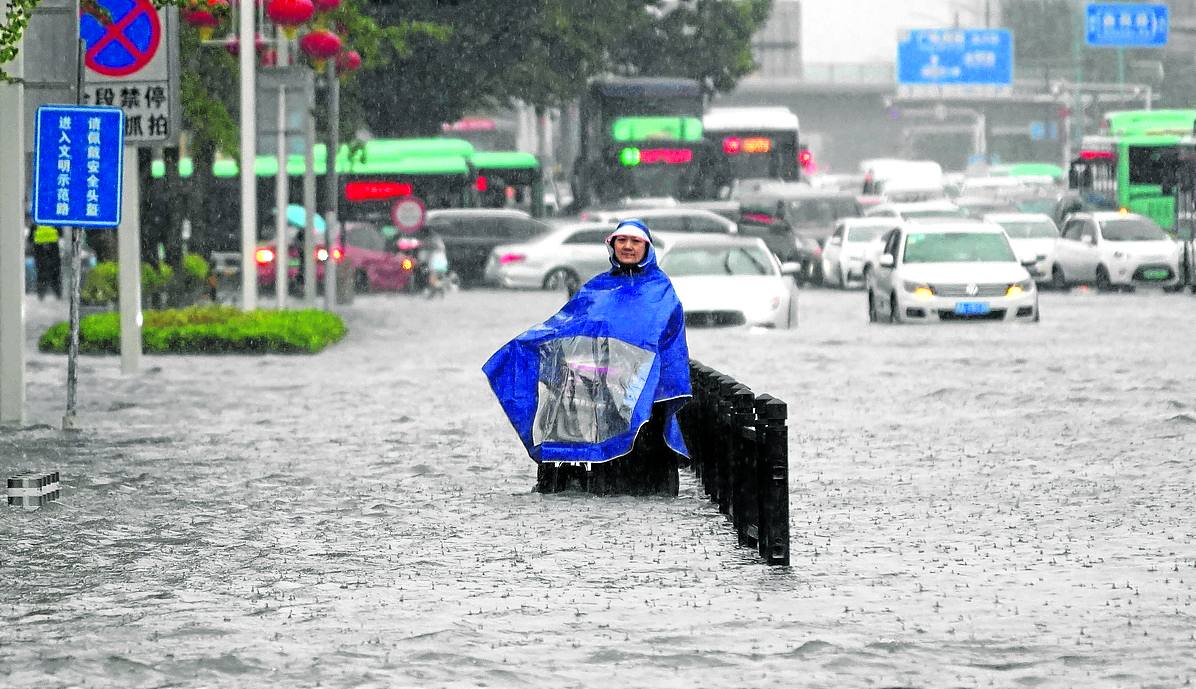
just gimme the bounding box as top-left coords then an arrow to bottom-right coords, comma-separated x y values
298,29 -> 342,70
183,9 -> 221,41
336,49 -> 361,77
265,0 -> 315,40
260,47 -> 277,67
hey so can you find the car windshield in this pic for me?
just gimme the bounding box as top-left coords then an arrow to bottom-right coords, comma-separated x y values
845,226 -> 889,243
1100,218 -> 1170,241
902,232 -> 1016,263
995,220 -> 1058,239
661,246 -> 775,277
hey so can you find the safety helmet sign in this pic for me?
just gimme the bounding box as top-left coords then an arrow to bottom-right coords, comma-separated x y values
81,0 -> 161,77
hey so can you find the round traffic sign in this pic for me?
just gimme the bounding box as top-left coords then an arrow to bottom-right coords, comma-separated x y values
391,197 -> 426,233
81,0 -> 161,78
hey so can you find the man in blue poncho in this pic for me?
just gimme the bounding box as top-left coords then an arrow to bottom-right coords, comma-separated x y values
483,219 -> 692,495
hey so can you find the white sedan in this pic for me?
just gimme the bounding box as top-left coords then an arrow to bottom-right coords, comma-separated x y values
484,220 -> 621,292
821,217 -> 900,289
1052,212 -> 1181,291
983,212 -> 1060,284
865,222 -> 1039,324
658,235 -> 799,329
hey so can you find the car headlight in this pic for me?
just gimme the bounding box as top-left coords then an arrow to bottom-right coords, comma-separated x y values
903,281 -> 934,298
1006,279 -> 1034,297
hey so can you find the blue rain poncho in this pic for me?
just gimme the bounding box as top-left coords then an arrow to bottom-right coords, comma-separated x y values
483,224 -> 691,464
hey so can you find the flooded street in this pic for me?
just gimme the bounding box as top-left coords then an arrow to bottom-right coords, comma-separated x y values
3,288 -> 1195,688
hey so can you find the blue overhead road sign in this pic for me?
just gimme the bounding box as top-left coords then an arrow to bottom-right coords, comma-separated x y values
32,105 -> 125,228
897,29 -> 1013,87
1086,3 -> 1168,47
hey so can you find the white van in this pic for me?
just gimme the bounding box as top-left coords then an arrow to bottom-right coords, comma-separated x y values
860,159 -> 946,201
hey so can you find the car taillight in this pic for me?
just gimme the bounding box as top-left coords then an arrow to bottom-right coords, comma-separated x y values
331,247 -> 344,261
499,253 -> 525,264
401,258 -> 414,271
255,248 -> 275,264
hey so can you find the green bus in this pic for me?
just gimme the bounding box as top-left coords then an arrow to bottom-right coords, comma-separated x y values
150,138 -> 546,250
1068,109 -> 1196,229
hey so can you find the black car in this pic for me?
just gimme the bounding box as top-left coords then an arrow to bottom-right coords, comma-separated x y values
736,189 -> 863,285
423,209 -> 551,286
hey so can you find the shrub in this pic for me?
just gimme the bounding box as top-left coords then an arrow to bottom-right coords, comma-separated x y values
81,255 -> 210,306
38,306 -> 346,355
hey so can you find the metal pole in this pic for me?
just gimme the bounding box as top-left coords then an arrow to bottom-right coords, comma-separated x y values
63,37 -> 86,429
274,78 -> 288,309
1072,0 -> 1085,146
302,79 -> 317,306
322,59 -> 340,311
1116,47 -> 1125,91
239,0 -> 258,310
118,145 -> 142,375
0,0 -> 26,424
62,226 -> 81,429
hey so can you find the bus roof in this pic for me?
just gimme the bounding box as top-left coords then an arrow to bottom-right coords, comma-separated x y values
702,107 -> 799,132
1101,109 -> 1196,137
469,151 -> 540,171
589,77 -> 703,99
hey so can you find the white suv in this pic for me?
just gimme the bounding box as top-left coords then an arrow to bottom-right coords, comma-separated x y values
1052,212 -> 1181,291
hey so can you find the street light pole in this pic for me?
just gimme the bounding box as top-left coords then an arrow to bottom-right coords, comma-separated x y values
239,0 -> 258,310
322,59 -> 339,311
0,0 -> 26,424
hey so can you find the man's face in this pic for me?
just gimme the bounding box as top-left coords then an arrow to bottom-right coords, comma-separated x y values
612,236 -> 647,265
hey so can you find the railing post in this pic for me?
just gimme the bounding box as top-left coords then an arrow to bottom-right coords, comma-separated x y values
715,375 -> 737,514
731,385 -> 755,547
755,395 -> 790,566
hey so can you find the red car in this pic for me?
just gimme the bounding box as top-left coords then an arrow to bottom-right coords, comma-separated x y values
255,222 -> 417,293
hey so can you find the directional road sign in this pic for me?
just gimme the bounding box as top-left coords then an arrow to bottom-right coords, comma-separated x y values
1086,3 -> 1168,47
81,1 -> 180,145
897,29 -> 1013,98
32,106 -> 126,229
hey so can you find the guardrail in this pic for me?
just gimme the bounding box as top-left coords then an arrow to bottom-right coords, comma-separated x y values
679,362 -> 790,566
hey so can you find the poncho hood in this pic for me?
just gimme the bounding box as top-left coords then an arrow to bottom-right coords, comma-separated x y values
482,233 -> 691,464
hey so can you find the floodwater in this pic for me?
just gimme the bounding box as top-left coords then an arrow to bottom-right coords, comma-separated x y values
2,287 -> 1194,688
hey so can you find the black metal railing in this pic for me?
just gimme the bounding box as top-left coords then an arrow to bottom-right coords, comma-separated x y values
679,361 -> 790,566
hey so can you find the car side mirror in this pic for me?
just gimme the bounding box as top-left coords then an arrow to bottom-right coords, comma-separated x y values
1085,236 -> 1097,246
1020,258 -> 1038,268
828,236 -> 842,246
879,254 -> 895,268
779,261 -> 802,275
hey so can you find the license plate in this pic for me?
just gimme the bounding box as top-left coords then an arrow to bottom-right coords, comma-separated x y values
1143,268 -> 1170,280
288,258 -> 301,268
954,301 -> 990,316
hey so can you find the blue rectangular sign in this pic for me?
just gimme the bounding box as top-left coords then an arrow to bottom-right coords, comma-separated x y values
32,105 -> 125,229
897,29 -> 1013,87
1086,3 -> 1168,47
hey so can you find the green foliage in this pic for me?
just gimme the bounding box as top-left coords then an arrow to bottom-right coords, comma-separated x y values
0,0 -> 39,82
81,255 -> 209,305
39,306 -> 347,354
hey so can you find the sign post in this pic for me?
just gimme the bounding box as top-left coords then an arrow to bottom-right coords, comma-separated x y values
32,105 -> 125,429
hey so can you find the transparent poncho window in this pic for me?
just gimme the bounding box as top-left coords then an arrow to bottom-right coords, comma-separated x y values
533,336 -> 655,445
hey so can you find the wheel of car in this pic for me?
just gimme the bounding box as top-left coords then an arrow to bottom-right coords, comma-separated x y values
1095,265 -> 1114,293
867,290 -> 879,323
543,267 -> 580,293
1051,264 -> 1069,292
354,269 -> 370,293
889,292 -> 901,324
810,260 -> 825,287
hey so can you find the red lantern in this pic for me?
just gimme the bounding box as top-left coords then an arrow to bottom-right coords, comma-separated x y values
298,29 -> 341,70
312,0 -> 340,13
183,9 -> 221,41
260,48 -> 277,67
265,0 -> 314,40
336,49 -> 361,76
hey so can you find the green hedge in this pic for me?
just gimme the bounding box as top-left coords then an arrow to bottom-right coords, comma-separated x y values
38,306 -> 346,355
81,255 -> 210,305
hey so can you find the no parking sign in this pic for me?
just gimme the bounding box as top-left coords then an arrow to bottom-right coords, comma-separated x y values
80,0 -> 180,145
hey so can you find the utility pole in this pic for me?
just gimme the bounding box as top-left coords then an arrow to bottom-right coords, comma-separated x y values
322,59 -> 340,311
239,0 -> 258,310
0,0 -> 26,425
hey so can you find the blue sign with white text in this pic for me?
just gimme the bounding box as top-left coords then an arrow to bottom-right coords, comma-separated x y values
1086,3 -> 1168,47
897,29 -> 1013,87
33,106 -> 125,229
